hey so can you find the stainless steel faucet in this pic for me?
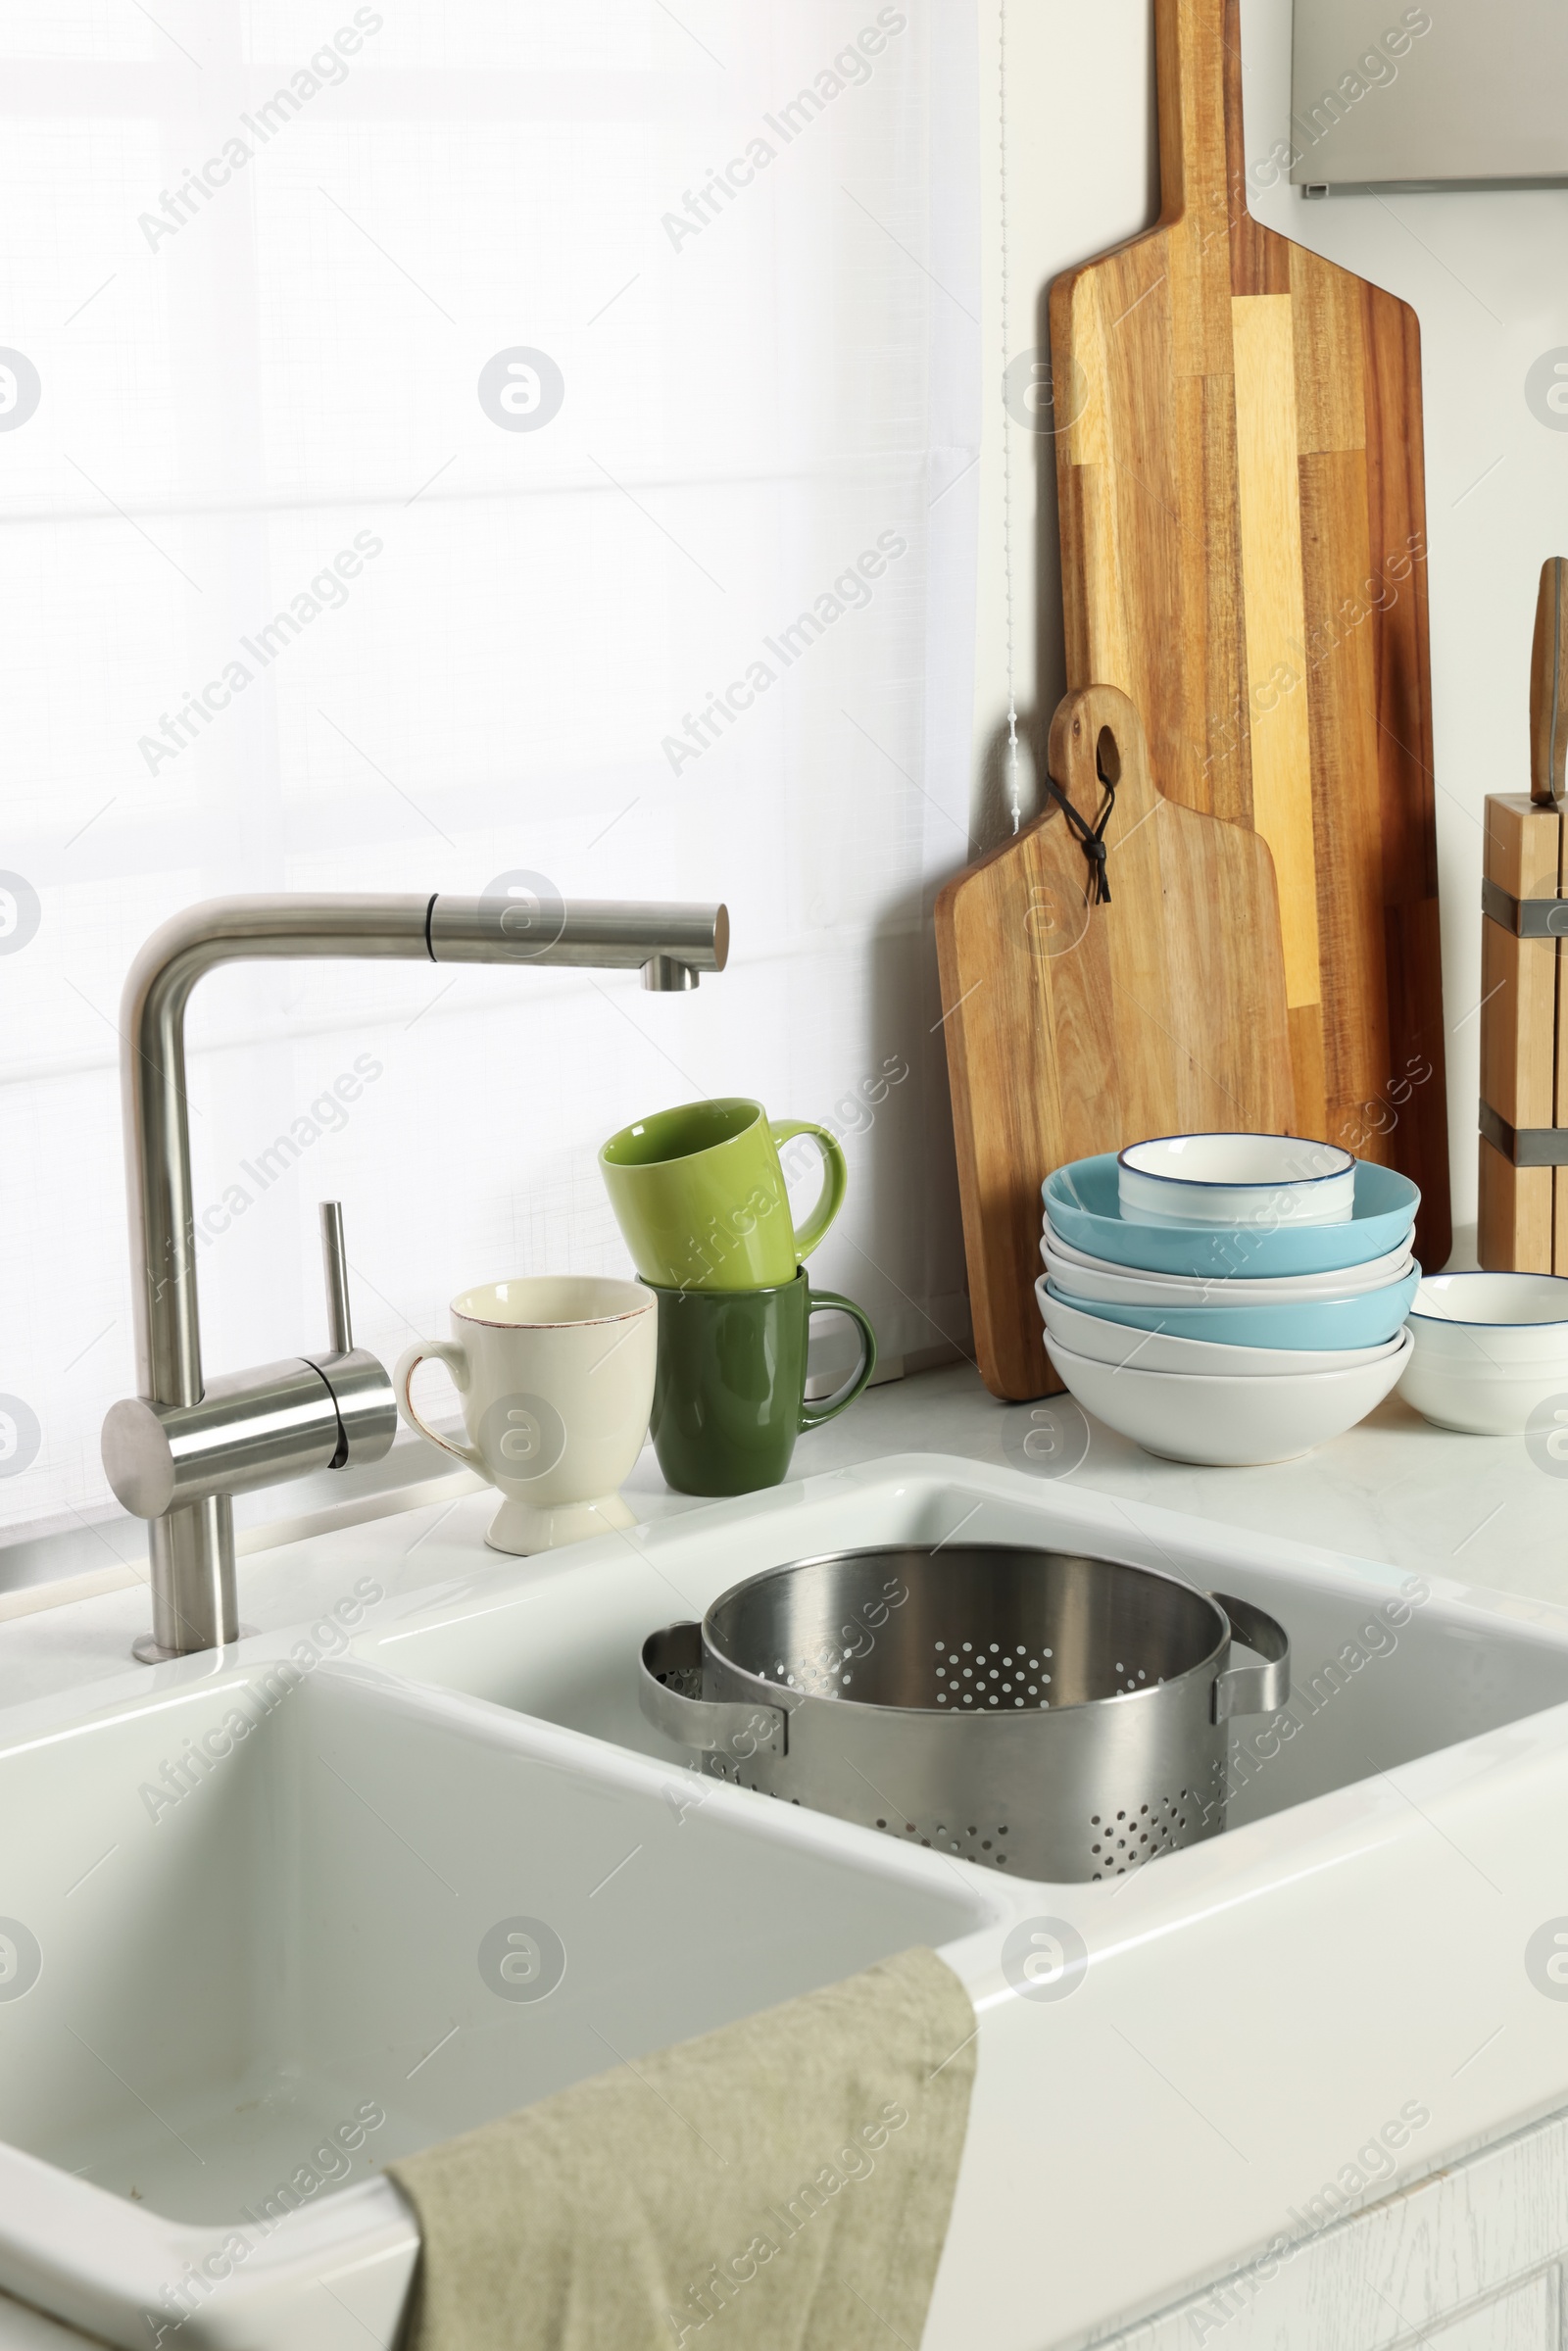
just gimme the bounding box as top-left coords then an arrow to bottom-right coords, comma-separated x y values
100,891 -> 729,1661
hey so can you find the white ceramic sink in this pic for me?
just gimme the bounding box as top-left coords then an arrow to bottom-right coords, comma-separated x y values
355,1460 -> 1568,1834
10,1454 -> 1568,2351
0,1635 -> 999,2349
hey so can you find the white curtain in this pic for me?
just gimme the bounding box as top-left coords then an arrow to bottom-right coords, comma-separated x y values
0,0 -> 981,1539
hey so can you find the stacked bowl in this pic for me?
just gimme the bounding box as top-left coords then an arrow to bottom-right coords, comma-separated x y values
1035,1135 -> 1421,1465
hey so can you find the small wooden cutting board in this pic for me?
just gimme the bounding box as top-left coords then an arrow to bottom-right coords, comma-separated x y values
1049,0 -> 1449,1272
935,685 -> 1296,1400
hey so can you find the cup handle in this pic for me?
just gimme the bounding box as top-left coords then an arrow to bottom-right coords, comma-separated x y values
394,1340 -> 484,1473
798,1290 -> 878,1430
769,1119 -> 848,1263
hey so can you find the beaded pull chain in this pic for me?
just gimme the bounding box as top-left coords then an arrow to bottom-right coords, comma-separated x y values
999,1 -> 1022,836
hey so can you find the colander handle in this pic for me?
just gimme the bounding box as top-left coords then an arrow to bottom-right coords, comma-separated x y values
639,1623 -> 790,1759
1209,1593 -> 1291,1722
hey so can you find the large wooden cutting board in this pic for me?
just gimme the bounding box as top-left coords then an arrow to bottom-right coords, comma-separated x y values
935,684 -> 1296,1401
1050,0 -> 1450,1270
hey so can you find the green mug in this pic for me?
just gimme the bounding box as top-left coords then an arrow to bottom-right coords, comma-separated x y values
643,1271 -> 877,1496
600,1097 -> 848,1293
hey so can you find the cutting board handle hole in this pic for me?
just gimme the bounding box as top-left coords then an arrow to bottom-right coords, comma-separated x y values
1096,727 -> 1122,789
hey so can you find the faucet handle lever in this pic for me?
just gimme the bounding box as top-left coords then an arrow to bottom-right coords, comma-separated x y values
306,1203 -> 396,1478
319,1200 -> 353,1354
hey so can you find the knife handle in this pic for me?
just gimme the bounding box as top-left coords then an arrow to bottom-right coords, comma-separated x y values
1530,557 -> 1568,807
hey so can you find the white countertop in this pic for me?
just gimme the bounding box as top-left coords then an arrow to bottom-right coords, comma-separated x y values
0,1360 -> 1559,1711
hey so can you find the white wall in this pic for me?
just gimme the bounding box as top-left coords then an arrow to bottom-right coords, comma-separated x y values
972,0 -> 1568,1258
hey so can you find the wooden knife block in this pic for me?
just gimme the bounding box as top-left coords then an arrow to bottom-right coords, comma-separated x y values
1478,795 -> 1568,1269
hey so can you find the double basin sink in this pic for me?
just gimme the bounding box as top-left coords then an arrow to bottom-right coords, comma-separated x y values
7,1455 -> 1568,2349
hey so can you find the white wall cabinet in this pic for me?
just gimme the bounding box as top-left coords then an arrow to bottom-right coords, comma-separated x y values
1291,0 -> 1568,189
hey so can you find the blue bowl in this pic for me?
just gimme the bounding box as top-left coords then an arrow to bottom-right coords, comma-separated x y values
1044,1269 -> 1421,1350
1043,1153 -> 1419,1278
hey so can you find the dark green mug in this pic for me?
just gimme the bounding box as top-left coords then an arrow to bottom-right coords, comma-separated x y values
642,1271 -> 877,1496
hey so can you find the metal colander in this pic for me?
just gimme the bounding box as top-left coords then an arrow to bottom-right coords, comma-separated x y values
640,1543 -> 1290,1883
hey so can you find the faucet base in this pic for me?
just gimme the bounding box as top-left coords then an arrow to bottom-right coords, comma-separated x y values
143,1494 -> 238,1657
132,1625 -> 257,1666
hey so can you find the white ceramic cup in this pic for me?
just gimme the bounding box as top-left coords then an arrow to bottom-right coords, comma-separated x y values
395,1276 -> 657,1554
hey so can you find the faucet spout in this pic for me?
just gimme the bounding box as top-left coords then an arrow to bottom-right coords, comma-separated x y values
110,890 -> 728,1659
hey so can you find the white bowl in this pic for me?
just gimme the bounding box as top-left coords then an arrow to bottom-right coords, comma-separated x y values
1117,1133 -> 1356,1228
1407,1273 -> 1568,1364
1036,1281 -> 1404,1379
1397,1350 -> 1568,1437
1046,1330 -> 1413,1465
1400,1274 -> 1568,1433
1040,1227 -> 1416,1308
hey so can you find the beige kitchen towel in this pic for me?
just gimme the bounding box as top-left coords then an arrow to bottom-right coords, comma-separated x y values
388,1943 -> 976,2351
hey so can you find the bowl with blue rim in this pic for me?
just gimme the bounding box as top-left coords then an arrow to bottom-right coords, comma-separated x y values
1042,1267 -> 1419,1352
1043,1152 -> 1418,1280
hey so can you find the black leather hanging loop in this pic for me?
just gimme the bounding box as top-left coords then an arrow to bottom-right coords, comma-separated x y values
1042,766 -> 1117,906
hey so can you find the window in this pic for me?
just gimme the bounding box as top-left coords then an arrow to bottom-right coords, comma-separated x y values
0,0 -> 980,1538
